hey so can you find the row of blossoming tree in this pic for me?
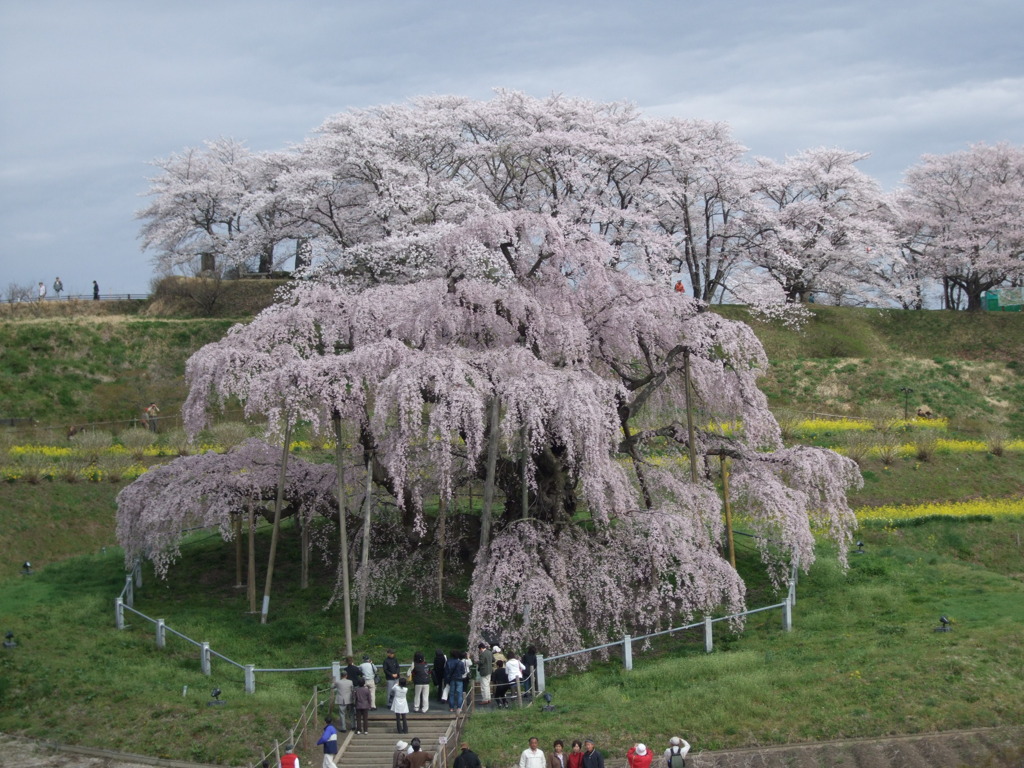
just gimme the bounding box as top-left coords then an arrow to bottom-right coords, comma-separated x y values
119,93 -> 869,661
138,92 -> 1024,312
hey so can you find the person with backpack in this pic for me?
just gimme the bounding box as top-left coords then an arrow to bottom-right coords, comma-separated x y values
663,736 -> 691,768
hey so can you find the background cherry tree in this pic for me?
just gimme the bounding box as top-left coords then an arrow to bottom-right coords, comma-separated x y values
130,93 -> 864,657
898,142 -> 1024,311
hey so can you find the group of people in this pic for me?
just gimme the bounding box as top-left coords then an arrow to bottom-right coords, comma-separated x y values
521,736 -> 692,768
32,278 -> 100,301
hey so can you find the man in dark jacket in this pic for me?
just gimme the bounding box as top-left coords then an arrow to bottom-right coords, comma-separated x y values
453,742 -> 482,768
582,740 -> 604,768
383,648 -> 401,701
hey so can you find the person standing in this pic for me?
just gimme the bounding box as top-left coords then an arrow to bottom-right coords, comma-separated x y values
567,741 -> 584,768
674,280 -> 686,294
353,679 -> 372,734
37,282 -> 46,301
519,737 -> 545,768
392,741 -> 411,768
409,651 -> 431,713
344,656 -> 362,687
383,648 -> 401,701
52,277 -> 63,299
492,645 -> 507,665
453,742 -> 482,768
359,654 -> 378,709
521,645 -> 538,693
476,642 -> 493,705
92,280 -> 100,300
491,659 -> 510,708
280,744 -> 300,768
406,738 -> 433,768
444,650 -> 465,711
431,649 -> 446,700
390,676 -> 410,734
548,740 -> 567,768
316,716 -> 339,768
332,669 -> 353,733
143,402 -> 160,433
505,653 -> 524,691
581,740 -> 604,768
626,744 -> 651,768
663,737 -> 691,768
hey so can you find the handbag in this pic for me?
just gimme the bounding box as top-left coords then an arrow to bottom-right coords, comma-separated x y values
441,683 -> 450,701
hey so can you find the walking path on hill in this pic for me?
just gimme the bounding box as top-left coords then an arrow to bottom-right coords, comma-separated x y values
3,725 -> 1021,768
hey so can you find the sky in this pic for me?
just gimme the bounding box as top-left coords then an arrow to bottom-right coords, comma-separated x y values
2,0 -> 1022,296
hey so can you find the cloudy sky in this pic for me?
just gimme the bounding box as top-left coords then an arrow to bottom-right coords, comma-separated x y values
2,0 -> 1022,296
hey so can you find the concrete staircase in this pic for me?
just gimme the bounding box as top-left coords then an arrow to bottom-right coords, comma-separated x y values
336,709 -> 458,768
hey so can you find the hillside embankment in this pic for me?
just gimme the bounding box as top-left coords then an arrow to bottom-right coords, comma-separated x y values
2,292 -> 1021,435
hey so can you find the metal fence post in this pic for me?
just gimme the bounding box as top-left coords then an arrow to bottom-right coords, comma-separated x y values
245,664 -> 256,693
201,642 -> 211,676
115,597 -> 125,630
783,594 -> 793,632
704,616 -> 713,653
331,660 -> 340,680
125,574 -> 134,608
623,635 -> 633,671
134,560 -> 143,589
156,619 -> 165,649
536,655 -> 546,693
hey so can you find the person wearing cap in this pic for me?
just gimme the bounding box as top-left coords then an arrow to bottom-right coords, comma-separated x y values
315,716 -> 339,768
663,737 -> 691,768
392,740 -> 411,768
519,737 -> 545,768
547,739 -> 567,768
581,740 -> 604,768
280,744 -> 299,768
453,742 -> 482,768
626,743 -> 651,768
476,642 -> 494,705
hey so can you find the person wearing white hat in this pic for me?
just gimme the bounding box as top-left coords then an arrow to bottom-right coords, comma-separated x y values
663,737 -> 691,768
626,743 -> 651,768
392,740 -> 411,768
492,645 -> 507,664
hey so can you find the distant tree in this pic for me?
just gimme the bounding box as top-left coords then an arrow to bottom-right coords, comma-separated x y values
138,140 -> 300,276
899,142 -> 1024,311
652,119 -> 752,302
168,94 -> 863,656
743,148 -> 901,304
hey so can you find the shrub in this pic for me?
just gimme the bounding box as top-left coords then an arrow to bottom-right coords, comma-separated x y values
71,430 -> 114,464
119,427 -> 157,460
914,431 -> 939,462
986,430 -> 1008,457
210,422 -> 250,450
160,428 -> 195,456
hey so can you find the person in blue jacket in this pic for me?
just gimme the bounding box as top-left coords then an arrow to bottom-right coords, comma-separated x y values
316,716 -> 340,768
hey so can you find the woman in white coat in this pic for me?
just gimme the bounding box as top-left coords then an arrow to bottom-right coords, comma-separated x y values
390,677 -> 410,734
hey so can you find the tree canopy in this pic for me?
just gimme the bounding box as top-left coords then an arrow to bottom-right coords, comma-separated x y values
126,93 -> 864,657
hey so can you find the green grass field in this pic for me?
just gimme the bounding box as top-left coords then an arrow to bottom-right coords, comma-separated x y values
1,302 -> 1022,765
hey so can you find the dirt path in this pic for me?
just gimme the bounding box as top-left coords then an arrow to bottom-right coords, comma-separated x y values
3,727 -> 1022,768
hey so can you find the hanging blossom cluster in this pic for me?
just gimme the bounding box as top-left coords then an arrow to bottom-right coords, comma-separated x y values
155,93 -> 863,657
115,439 -> 336,577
